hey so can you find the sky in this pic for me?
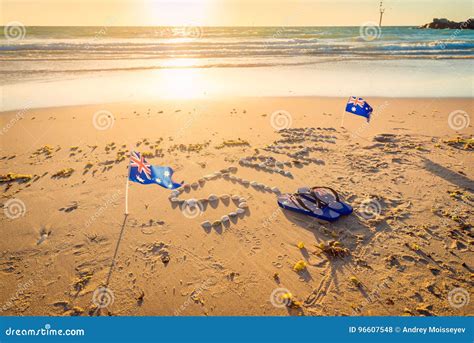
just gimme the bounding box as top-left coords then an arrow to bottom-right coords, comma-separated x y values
1,0 -> 473,26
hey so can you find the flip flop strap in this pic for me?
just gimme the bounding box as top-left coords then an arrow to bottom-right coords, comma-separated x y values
289,194 -> 313,212
311,186 -> 340,203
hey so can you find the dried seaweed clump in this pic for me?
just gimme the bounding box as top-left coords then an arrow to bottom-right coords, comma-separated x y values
316,241 -> 350,258
31,145 -> 55,158
52,168 -> 74,178
293,260 -> 307,272
168,142 -> 210,153
443,136 -> 473,150
0,173 -> 32,183
215,139 -> 250,149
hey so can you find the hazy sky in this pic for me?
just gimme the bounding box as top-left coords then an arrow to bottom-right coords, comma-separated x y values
1,0 -> 473,26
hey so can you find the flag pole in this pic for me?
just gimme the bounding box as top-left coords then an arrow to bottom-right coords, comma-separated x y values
124,148 -> 131,215
341,96 -> 351,128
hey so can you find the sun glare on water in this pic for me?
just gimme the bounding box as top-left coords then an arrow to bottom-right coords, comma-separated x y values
149,68 -> 207,99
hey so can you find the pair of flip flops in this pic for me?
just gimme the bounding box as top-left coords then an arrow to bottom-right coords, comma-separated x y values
277,186 -> 352,222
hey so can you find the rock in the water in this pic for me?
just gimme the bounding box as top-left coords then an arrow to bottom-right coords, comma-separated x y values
220,194 -> 230,200
419,18 -> 474,30
236,208 -> 245,215
228,166 -> 238,173
228,212 -> 237,217
221,215 -> 230,223
212,220 -> 222,227
231,195 -> 240,201
208,194 -> 218,202
271,187 -> 281,194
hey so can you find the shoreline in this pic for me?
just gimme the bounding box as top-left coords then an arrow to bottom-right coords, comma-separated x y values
1,95 -> 474,115
2,59 -> 473,112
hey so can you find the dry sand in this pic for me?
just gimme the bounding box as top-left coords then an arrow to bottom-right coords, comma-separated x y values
0,96 -> 472,316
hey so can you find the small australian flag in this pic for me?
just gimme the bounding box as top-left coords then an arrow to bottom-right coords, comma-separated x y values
128,151 -> 182,189
345,96 -> 373,122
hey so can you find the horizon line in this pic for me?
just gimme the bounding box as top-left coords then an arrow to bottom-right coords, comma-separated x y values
0,24 -> 422,28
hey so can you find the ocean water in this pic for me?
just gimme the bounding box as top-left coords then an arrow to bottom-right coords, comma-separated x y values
1,26 -> 473,77
0,26 -> 473,110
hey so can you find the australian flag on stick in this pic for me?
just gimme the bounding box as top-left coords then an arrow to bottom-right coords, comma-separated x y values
128,151 -> 181,189
345,96 -> 373,122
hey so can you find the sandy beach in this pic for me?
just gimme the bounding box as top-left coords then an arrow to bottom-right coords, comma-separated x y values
0,96 -> 472,316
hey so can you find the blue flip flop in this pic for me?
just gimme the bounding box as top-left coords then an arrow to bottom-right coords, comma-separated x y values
277,193 -> 340,222
298,186 -> 353,215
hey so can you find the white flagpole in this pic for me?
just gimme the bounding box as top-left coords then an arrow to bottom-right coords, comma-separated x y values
341,96 -> 351,128
124,149 -> 132,215
340,110 -> 346,128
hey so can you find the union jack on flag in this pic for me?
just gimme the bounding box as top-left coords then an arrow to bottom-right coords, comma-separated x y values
345,96 -> 373,122
128,151 -> 182,189
130,151 -> 152,180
